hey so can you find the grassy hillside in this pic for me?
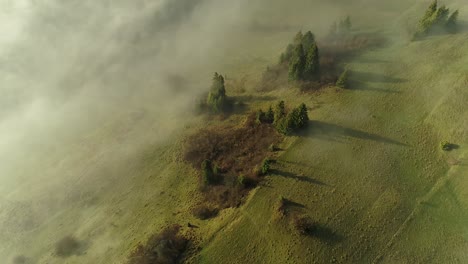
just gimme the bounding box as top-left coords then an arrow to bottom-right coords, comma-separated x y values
1,1 -> 467,263
195,7 -> 468,264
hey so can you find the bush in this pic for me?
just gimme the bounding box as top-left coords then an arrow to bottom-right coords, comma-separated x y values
261,158 -> 272,175
192,205 -> 219,220
291,215 -> 317,235
440,141 -> 455,151
201,160 -> 217,186
274,196 -> 288,219
55,236 -> 81,258
128,225 -> 188,264
269,144 -> 280,152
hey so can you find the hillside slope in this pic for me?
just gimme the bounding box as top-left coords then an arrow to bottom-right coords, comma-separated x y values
198,16 -> 468,264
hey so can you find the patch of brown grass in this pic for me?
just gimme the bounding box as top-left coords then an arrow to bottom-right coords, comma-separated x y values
184,113 -> 282,178
184,113 -> 282,208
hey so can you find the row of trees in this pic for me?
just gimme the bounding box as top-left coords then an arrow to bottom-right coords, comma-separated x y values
279,31 -> 320,82
416,0 -> 459,38
257,101 -> 309,135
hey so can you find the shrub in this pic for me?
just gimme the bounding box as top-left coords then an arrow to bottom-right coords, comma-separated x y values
274,196 -> 288,219
269,144 -> 280,152
55,236 -> 81,258
192,205 -> 219,220
261,158 -> 272,175
238,175 -> 246,186
201,160 -> 217,186
440,141 -> 456,151
128,225 -> 188,264
291,215 -> 317,235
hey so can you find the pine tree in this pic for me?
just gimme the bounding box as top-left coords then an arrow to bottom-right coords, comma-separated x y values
276,114 -> 295,135
301,31 -> 315,51
304,42 -> 320,81
344,16 -> 352,31
446,10 -> 459,33
289,107 -> 302,130
280,43 -> 294,64
265,106 -> 275,124
274,101 -> 286,124
288,44 -> 306,81
293,31 -> 304,45
433,5 -> 450,28
336,69 -> 349,88
298,103 -> 309,128
207,72 -> 227,112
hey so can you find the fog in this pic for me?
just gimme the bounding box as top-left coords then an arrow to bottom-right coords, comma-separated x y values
0,0 -> 444,263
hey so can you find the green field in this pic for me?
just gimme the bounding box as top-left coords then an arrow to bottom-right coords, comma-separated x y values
1,0 -> 467,263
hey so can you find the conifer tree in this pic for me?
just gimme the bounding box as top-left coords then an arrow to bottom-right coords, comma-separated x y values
301,31 -> 315,51
446,10 -> 459,33
274,101 -> 286,123
280,43 -> 295,63
293,31 -> 304,45
344,16 -> 352,31
304,42 -> 320,80
288,44 -> 306,81
265,106 -> 275,124
298,103 -> 309,128
207,72 -> 227,112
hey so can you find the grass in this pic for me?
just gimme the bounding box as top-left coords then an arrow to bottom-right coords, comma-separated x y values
196,19 -> 468,264
2,1 -> 467,263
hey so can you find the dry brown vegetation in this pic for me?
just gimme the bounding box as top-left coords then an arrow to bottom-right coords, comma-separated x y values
184,113 -> 282,208
192,205 -> 219,220
128,225 -> 188,264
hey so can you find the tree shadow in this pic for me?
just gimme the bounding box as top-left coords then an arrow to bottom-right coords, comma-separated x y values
55,236 -> 91,258
301,121 -> 408,147
354,57 -> 390,64
271,169 -> 329,186
351,80 -> 401,94
234,95 -> 277,103
351,71 -> 407,84
282,198 -> 306,209
313,224 -> 344,244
